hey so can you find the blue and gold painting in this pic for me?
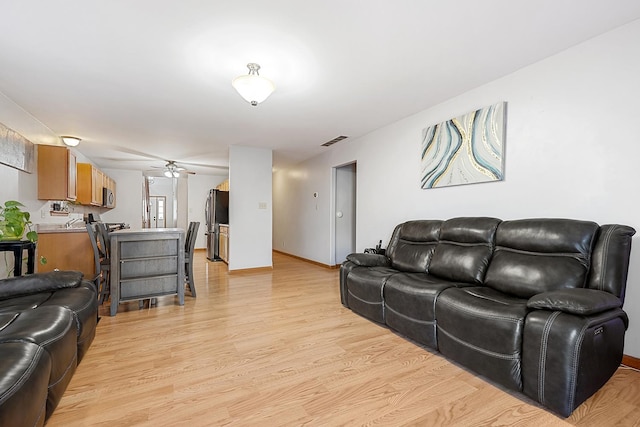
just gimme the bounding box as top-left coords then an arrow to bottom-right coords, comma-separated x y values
421,102 -> 505,189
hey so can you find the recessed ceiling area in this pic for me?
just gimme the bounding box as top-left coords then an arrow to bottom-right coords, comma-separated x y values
1,1 -> 639,175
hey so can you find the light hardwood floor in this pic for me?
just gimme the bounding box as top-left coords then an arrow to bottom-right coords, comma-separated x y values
47,251 -> 640,426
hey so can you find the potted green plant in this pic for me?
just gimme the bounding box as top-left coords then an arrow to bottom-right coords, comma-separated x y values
0,200 -> 38,242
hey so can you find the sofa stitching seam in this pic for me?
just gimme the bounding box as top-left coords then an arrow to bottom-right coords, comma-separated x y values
33,398 -> 47,427
346,290 -> 382,306
385,305 -> 435,325
48,351 -> 77,389
538,311 -> 561,404
569,323 -> 589,410
438,298 -> 524,323
438,326 -> 520,360
40,314 -> 74,346
0,345 -> 45,403
597,226 -> 614,292
494,246 -> 589,260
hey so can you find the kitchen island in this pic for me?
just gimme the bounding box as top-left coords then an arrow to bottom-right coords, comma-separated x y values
109,228 -> 185,316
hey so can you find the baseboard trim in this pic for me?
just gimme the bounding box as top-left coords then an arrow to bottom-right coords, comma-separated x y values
228,266 -> 273,274
273,250 -> 339,269
622,355 -> 640,370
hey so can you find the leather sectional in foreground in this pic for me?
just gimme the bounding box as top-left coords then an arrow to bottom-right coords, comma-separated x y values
340,217 -> 635,417
0,271 -> 98,426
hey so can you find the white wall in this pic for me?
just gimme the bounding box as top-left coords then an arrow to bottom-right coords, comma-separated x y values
0,92 -> 59,276
187,173 -> 227,249
229,145 -> 272,271
273,19 -> 640,357
100,168 -> 144,229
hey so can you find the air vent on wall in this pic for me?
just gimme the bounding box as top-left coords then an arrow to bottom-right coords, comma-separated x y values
321,135 -> 348,147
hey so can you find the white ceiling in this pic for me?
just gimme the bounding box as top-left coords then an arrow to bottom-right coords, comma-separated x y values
2,1 -> 640,175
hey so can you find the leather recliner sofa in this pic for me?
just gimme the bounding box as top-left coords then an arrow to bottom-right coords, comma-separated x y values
340,217 -> 635,417
0,270 -> 98,426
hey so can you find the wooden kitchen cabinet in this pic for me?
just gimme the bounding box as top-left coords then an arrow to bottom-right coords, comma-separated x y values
103,175 -> 116,208
37,231 -> 95,277
77,163 -> 104,206
219,225 -> 229,263
77,163 -> 116,207
93,168 -> 103,205
37,145 -> 77,201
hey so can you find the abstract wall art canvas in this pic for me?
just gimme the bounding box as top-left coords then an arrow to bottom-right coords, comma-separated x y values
421,102 -> 506,189
0,122 -> 35,173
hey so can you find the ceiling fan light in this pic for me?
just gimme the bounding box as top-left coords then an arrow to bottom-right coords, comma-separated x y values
164,170 -> 173,178
61,136 -> 81,147
232,63 -> 275,106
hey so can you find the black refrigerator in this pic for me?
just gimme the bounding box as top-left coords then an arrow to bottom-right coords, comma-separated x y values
205,189 -> 229,261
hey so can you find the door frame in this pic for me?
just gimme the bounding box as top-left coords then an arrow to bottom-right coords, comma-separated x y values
331,161 -> 357,266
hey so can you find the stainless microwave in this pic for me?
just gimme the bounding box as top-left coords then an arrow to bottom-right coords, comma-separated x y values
102,187 -> 115,208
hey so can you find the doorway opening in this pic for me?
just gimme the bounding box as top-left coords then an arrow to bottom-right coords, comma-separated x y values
333,162 -> 357,265
143,174 -> 188,229
149,196 -> 166,228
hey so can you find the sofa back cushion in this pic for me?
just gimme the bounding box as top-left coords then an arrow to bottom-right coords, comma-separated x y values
387,220 -> 442,273
429,217 -> 501,284
484,219 -> 599,298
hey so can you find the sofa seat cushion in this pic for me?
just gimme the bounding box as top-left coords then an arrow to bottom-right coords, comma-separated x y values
0,342 -> 50,427
384,273 -> 464,348
0,306 -> 78,419
435,286 -> 529,391
346,266 -> 399,323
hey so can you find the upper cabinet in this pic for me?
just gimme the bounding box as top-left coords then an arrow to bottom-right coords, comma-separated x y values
78,163 -> 103,206
216,178 -> 229,191
37,146 -> 116,208
37,145 -> 77,201
76,163 -> 116,208
104,175 -> 116,208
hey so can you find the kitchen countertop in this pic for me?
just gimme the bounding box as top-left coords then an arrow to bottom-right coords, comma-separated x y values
36,223 -> 88,234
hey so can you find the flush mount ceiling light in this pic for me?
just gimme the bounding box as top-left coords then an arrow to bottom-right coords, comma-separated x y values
61,136 -> 81,147
232,63 -> 275,106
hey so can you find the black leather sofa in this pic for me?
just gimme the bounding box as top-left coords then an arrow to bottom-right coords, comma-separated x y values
0,271 -> 98,426
340,217 -> 635,417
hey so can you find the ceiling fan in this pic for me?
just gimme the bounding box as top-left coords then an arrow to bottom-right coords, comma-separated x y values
97,145 -> 229,176
154,161 -> 196,178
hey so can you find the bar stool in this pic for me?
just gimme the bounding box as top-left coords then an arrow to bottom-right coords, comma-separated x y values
185,221 -> 200,297
85,223 -> 110,304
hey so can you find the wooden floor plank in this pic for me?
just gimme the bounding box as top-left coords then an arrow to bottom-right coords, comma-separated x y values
47,251 -> 640,426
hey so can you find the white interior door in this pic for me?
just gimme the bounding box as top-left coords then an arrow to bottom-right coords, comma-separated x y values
149,196 -> 166,228
335,162 -> 356,265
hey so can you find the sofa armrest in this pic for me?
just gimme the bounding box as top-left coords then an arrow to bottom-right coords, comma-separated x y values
527,288 -> 622,316
0,271 -> 84,300
345,253 -> 390,267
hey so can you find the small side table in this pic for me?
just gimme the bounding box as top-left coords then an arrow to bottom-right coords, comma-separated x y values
0,240 -> 36,276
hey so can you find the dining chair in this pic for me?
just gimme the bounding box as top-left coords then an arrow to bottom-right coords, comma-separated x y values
85,223 -> 111,304
185,221 -> 200,297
